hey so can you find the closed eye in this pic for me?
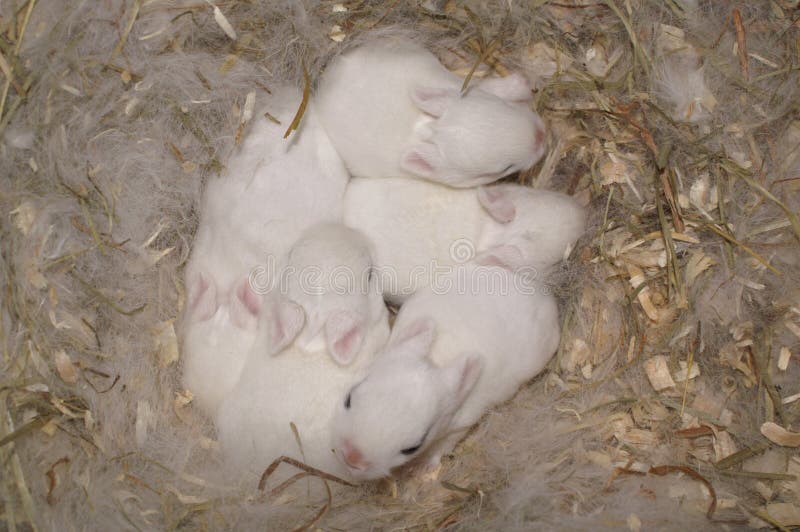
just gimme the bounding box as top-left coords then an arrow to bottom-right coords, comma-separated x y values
400,443 -> 421,455
500,164 -> 514,175
399,426 -> 432,456
343,379 -> 365,410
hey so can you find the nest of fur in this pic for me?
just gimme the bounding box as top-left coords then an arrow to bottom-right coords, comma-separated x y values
2,0 -> 799,529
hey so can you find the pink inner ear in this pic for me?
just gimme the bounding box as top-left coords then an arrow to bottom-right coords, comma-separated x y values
458,357 -> 482,395
389,317 -> 435,357
236,280 -> 262,317
268,305 -> 292,350
480,186 -> 503,202
396,318 -> 429,344
188,274 -> 209,310
477,187 -> 516,223
441,354 -> 483,407
230,279 -> 262,330
475,245 -> 524,270
266,300 -> 305,355
332,324 -> 363,363
477,254 -> 501,267
271,316 -> 288,346
401,150 -> 434,176
477,72 -> 533,102
187,273 -> 218,322
326,311 -> 364,365
410,87 -> 452,117
476,253 -> 510,269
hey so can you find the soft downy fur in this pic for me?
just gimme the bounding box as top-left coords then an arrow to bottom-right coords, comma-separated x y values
331,264 -> 560,480
216,224 -> 390,483
180,88 -> 350,416
652,22 -> 716,123
315,38 -> 547,187
344,177 -> 586,304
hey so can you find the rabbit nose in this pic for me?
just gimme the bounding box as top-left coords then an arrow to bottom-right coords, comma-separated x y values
340,440 -> 369,471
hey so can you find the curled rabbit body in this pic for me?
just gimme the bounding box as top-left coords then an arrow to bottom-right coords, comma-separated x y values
216,224 -> 390,479
330,264 -> 560,480
180,87 -> 349,416
344,177 -> 585,304
316,39 -> 547,187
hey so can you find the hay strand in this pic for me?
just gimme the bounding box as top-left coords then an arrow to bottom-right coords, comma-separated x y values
283,59 -> 310,139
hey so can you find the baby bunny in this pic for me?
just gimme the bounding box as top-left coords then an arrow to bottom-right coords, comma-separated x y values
330,264 -> 560,480
180,86 -> 350,416
180,274 -> 264,415
284,223 -> 388,360
344,177 -> 585,304
316,38 -> 547,187
216,224 -> 390,480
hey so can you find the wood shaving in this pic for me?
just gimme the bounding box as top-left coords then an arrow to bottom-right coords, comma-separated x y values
765,503 -> 800,526
644,356 -> 676,391
330,25 -> 346,42
152,320 -> 179,368
760,422 -> 800,448
208,2 -> 237,41
712,430 -> 737,462
54,350 -> 78,384
11,202 -> 37,235
778,347 -> 792,371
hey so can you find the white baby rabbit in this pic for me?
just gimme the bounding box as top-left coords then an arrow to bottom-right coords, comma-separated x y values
316,38 -> 547,187
344,177 -> 585,304
180,86 -> 350,416
216,224 -> 390,480
181,275 -> 264,415
330,264 -> 560,480
283,223 -> 387,359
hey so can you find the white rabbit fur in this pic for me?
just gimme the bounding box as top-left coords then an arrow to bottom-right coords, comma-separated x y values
315,38 -> 547,187
216,224 -> 390,479
330,264 -> 560,480
343,177 -> 586,304
180,87 -> 350,416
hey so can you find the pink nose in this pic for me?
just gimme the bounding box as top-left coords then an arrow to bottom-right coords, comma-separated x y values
340,439 -> 369,471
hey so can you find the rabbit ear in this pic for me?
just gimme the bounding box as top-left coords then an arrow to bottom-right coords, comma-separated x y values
409,86 -> 457,117
477,186 -> 516,223
325,310 -> 365,365
388,317 -> 435,358
186,272 -> 218,322
230,277 -> 263,330
476,72 -> 532,102
475,245 -> 524,270
400,142 -> 443,179
262,297 -> 305,356
440,353 -> 483,408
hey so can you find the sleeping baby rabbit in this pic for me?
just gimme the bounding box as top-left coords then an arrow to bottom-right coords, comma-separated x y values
216,223 -> 390,480
283,223 -> 388,359
181,86 -> 350,416
344,177 -> 585,304
316,38 -> 547,187
330,263 -> 560,480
